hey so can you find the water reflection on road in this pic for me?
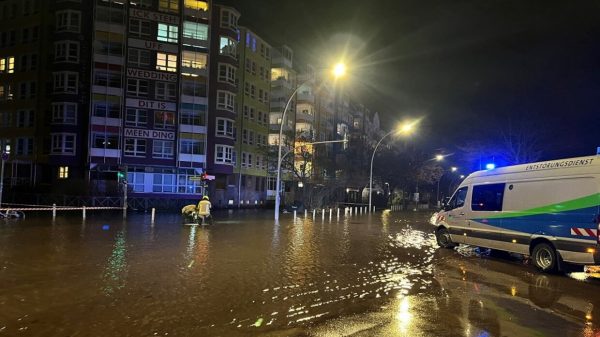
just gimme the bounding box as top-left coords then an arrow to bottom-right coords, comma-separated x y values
0,210 -> 599,336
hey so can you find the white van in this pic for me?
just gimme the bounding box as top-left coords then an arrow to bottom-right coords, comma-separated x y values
432,155 -> 600,272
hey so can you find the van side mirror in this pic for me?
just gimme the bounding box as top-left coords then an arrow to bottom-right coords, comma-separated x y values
442,197 -> 451,211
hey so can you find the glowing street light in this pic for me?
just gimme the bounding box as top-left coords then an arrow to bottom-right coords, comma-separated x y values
332,62 -> 346,78
369,120 -> 419,213
451,166 -> 458,172
435,154 -> 444,161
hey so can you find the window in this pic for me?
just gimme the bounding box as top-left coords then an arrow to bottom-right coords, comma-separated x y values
220,9 -> 238,30
16,138 -> 33,156
94,70 -> 121,87
58,166 -> 69,179
93,102 -> 120,118
157,23 -> 178,43
1,84 -> 15,101
97,40 -> 123,57
92,133 -> 119,149
180,139 -> 204,155
218,63 -> 236,84
129,0 -> 153,8
154,111 -> 175,129
219,37 -> 236,57
250,85 -> 255,99
248,130 -> 254,145
153,172 -> 176,193
183,21 -> 208,40
53,72 -> 78,93
19,82 -> 36,99
258,89 -> 263,103
216,91 -> 235,112
54,41 -> 79,63
96,6 -> 125,25
472,183 -> 505,211
127,78 -> 149,97
448,186 -> 468,210
129,19 -> 151,38
181,51 -> 207,70
159,0 -> 178,12
156,52 -> 177,72
215,145 -> 233,164
52,103 -> 77,124
51,133 -> 75,155
0,56 -> 15,73
155,82 -> 176,101
124,138 -> 146,157
125,108 -> 147,127
181,78 -> 206,97
56,10 -> 80,32
216,118 -> 234,138
128,48 -> 151,67
17,110 -> 34,128
128,172 -> 145,193
180,104 -> 205,125
152,140 -> 174,159
184,0 -> 208,11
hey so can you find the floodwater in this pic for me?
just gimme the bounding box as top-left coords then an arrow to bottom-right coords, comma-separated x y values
1,210 -> 599,336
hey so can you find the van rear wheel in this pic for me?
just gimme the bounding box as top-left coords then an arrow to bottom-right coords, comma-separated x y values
532,243 -> 558,273
436,227 -> 457,249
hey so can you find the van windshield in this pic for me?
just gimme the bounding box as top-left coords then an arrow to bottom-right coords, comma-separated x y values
448,186 -> 468,210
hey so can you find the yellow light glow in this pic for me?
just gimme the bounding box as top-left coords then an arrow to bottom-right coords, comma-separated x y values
510,286 -> 517,296
332,62 -> 346,78
512,239 -> 517,243
435,154 -> 444,161
395,297 -> 412,332
587,248 -> 596,254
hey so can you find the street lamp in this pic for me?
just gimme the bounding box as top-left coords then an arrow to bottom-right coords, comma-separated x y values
437,166 -> 460,207
0,144 -> 11,208
368,120 -> 418,213
274,61 -> 346,222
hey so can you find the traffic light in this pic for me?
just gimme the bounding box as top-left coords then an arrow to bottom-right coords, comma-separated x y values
117,170 -> 127,185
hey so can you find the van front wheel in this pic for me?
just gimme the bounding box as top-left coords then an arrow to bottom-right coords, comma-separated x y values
436,228 -> 457,249
532,243 -> 558,273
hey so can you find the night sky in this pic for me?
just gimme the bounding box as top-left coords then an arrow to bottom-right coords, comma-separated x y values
223,0 -> 600,159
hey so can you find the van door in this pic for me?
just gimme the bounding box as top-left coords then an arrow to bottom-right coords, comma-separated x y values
446,186 -> 470,244
468,183 -> 507,250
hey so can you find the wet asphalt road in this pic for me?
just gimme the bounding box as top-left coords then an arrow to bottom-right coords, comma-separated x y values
0,210 -> 599,336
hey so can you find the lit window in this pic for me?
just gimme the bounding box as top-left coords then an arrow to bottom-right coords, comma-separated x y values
158,0 -> 178,12
183,21 -> 208,40
216,118 -> 234,138
181,51 -> 207,70
216,91 -> 235,112
157,23 -> 178,43
154,111 -> 175,129
184,0 -> 208,11
218,63 -> 236,84
58,166 -> 69,179
219,37 -> 237,57
156,52 -> 177,72
0,56 -> 15,73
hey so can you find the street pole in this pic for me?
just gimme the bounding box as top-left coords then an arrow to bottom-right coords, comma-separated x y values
122,165 -> 128,217
0,157 -> 5,208
275,80 -> 309,221
436,177 -> 441,207
369,129 -> 396,213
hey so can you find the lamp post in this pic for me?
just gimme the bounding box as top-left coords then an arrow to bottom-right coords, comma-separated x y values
274,63 -> 346,221
368,121 -> 417,213
0,145 -> 10,208
436,165 -> 458,207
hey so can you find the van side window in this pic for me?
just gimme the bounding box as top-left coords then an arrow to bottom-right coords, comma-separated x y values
472,183 -> 505,211
449,186 -> 468,209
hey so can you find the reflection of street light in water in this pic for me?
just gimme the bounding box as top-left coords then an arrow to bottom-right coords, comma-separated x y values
396,297 -> 412,333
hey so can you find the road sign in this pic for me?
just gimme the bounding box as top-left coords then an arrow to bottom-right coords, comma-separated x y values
1,152 -> 7,161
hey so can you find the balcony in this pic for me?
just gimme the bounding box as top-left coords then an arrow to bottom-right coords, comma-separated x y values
183,8 -> 209,20
179,154 -> 206,163
271,77 -> 293,90
92,85 -> 123,97
179,124 -> 207,134
297,92 -> 315,103
90,148 -> 120,158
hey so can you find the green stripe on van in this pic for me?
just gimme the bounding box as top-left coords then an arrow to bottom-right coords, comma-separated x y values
486,193 -> 600,219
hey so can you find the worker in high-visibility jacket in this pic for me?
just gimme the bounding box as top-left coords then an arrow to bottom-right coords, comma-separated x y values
197,195 -> 212,225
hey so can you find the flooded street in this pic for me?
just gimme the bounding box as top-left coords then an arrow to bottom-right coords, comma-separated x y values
1,210 -> 599,336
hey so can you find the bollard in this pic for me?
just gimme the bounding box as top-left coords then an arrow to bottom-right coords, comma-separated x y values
151,207 -> 156,223
329,208 -> 332,219
82,206 -> 86,219
354,207 -> 357,215
337,208 -> 340,218
360,207 -> 362,215
293,210 -> 297,219
322,209 -> 325,220
52,203 -> 57,218
305,209 -> 308,218
374,206 -> 376,212
313,209 -> 316,219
